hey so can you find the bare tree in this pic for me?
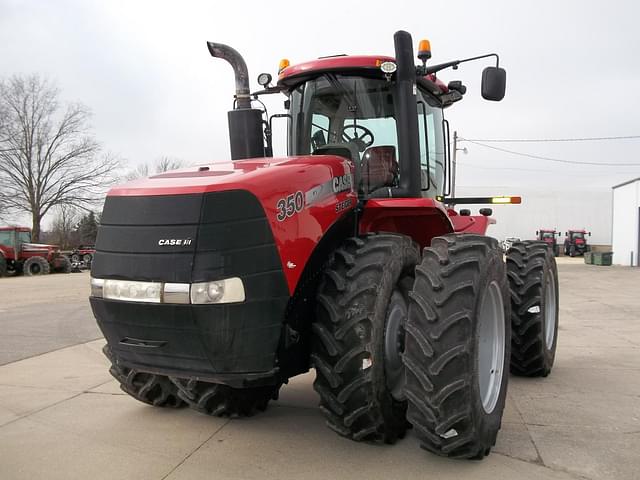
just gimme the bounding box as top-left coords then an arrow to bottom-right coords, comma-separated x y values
155,156 -> 184,173
49,205 -> 79,249
124,163 -> 150,181
125,156 -> 185,180
0,75 -> 118,241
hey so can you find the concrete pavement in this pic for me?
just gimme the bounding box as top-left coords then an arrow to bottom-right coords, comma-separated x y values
0,271 -> 101,365
0,259 -> 638,479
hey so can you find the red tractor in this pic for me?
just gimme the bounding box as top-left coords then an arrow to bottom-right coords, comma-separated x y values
0,226 -> 72,276
564,229 -> 591,256
69,245 -> 96,265
89,31 -> 559,459
536,228 -> 561,256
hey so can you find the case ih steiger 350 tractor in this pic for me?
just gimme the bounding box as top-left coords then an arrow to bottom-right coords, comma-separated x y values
89,31 -> 559,459
536,229 -> 561,257
0,226 -> 72,276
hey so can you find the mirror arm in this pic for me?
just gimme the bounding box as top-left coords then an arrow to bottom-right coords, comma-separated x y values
418,53 -> 500,76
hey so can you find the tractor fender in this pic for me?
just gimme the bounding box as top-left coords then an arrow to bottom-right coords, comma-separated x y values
359,197 -> 455,250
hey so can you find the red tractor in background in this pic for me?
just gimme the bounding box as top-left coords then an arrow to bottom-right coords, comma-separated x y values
69,245 -> 96,266
89,31 -> 560,460
536,228 -> 561,256
564,229 -> 591,256
0,226 -> 72,276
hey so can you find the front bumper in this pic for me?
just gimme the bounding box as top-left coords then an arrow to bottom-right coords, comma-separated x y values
91,296 -> 287,387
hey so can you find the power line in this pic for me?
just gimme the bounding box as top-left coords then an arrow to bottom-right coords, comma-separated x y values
461,135 -> 640,143
461,139 -> 640,166
458,162 -> 640,176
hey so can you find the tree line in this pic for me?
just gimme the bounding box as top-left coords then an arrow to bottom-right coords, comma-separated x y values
0,74 -> 185,243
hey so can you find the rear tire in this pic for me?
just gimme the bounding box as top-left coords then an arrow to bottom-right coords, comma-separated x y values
312,234 -> 420,443
0,255 -> 6,277
169,378 -> 280,417
506,241 -> 559,377
23,256 -> 50,276
103,346 -> 185,408
404,234 -> 510,459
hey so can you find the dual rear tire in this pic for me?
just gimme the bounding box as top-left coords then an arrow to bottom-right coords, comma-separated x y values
314,233 -> 558,459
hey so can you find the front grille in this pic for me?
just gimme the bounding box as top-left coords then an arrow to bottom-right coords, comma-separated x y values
91,189 -> 289,378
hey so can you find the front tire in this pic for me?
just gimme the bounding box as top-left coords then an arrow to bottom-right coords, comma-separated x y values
506,241 -> 559,377
169,378 -> 280,417
23,256 -> 50,276
104,346 -> 185,408
403,234 -> 510,459
312,234 -> 419,443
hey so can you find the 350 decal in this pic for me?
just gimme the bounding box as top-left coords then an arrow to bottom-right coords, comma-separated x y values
276,191 -> 305,221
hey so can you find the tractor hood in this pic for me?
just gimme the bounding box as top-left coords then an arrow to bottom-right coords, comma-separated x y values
100,155 -> 357,293
109,156 -> 353,198
23,243 -> 59,252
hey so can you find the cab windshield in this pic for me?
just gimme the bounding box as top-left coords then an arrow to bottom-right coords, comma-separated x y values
571,232 -> 585,239
17,231 -> 31,244
541,232 -> 554,239
288,74 -> 445,197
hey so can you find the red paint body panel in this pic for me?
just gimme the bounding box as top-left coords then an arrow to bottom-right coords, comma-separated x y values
107,156 -> 357,294
278,55 -> 449,93
278,55 -> 394,83
360,198 -> 454,250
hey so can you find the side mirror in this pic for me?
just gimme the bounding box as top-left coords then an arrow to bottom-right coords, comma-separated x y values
481,66 -> 506,101
588,232 -> 592,236
535,230 -> 539,235
564,232 -> 568,236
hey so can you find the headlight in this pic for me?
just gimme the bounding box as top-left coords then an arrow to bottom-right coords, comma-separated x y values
103,279 -> 162,303
90,278 -> 104,297
190,278 -> 245,304
90,277 -> 245,305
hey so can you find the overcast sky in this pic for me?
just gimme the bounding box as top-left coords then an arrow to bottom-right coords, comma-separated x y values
2,0 -> 640,197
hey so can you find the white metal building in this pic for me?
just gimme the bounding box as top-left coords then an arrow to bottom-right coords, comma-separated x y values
457,185 -> 612,246
612,177 -> 640,266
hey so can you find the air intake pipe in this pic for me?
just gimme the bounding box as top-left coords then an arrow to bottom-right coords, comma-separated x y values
392,30 -> 422,198
207,42 -> 265,160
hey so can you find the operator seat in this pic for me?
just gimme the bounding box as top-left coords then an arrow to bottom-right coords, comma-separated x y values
360,145 -> 399,193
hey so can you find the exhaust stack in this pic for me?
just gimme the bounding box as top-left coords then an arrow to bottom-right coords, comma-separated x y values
207,42 -> 264,160
393,30 -> 422,198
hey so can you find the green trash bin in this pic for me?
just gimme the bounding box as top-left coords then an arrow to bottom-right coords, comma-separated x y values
592,252 -> 613,266
584,251 -> 593,264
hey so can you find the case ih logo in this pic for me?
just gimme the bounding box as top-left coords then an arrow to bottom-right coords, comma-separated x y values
332,174 -> 352,193
158,238 -> 193,246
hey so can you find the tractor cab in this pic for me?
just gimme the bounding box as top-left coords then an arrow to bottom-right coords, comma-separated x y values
0,226 -> 32,261
278,57 -> 447,199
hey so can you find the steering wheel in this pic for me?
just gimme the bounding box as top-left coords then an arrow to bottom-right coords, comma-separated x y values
340,124 -> 375,152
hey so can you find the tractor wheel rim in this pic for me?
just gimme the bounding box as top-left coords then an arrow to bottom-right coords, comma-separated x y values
477,280 -> 505,414
544,272 -> 557,350
32,264 -> 40,274
384,289 -> 407,401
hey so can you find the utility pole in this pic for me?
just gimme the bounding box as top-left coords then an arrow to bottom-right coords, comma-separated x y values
451,131 -> 468,203
452,131 -> 458,199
